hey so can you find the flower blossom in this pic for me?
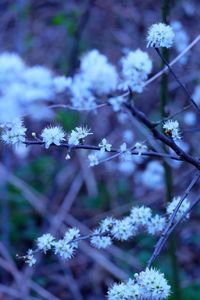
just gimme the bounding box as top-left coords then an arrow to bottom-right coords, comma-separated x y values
36,233 -> 55,253
135,268 -> 171,299
147,23 -> 175,48
88,153 -> 99,167
120,49 -> 152,93
99,138 -> 112,153
163,119 -> 181,140
166,196 -> 190,221
41,126 -> 65,148
68,126 -> 92,145
1,119 -> 27,145
90,229 -> 112,249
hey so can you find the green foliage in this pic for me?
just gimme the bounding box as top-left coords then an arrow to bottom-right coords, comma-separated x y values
56,110 -> 80,131
52,11 -> 79,37
82,183 -> 111,210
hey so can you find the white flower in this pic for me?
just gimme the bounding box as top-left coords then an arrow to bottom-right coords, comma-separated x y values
111,217 -> 136,241
80,49 -> 118,95
109,96 -> 125,112
140,161 -> 164,190
100,217 -> 116,233
99,138 -> 112,153
54,228 -> 80,260
107,282 -> 128,300
163,119 -> 181,140
108,280 -> 140,300
130,206 -> 152,227
120,49 -> 152,93
126,280 -> 140,299
68,126 -> 92,145
54,239 -> 75,260
64,228 -> 80,245
147,215 -> 166,235
135,268 -> 171,299
120,143 -> 132,161
53,76 -> 72,93
1,119 -> 27,145
88,153 -> 99,167
36,233 -> 55,253
69,74 -> 97,110
134,142 -> 147,155
0,52 -> 25,83
41,126 -> 65,148
147,23 -> 175,48
25,249 -> 36,267
166,196 -> 190,221
90,229 -> 112,249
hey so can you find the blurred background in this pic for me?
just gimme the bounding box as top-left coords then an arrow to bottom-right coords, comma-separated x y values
0,0 -> 200,299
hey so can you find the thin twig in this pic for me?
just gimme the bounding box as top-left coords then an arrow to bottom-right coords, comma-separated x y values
125,101 -> 200,169
155,47 -> 200,115
147,170 -> 200,268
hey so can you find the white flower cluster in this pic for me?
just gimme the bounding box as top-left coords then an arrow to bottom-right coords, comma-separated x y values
138,161 -> 165,190
80,50 -> 118,95
37,233 -> 55,253
163,119 -> 181,140
68,50 -> 118,110
108,268 -> 171,300
25,249 -> 37,267
88,138 -> 112,167
0,52 -> 70,123
120,142 -> 132,161
134,142 -> 147,155
166,196 -> 190,221
24,206 -> 163,266
54,228 -> 80,260
0,120 -> 94,152
1,119 -> 27,146
109,96 -> 125,112
26,228 -> 80,266
147,23 -> 175,48
120,49 -> 152,93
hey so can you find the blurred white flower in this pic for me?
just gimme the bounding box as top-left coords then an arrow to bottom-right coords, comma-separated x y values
120,142 -> 132,161
53,76 -> 72,93
25,249 -> 36,267
80,49 -> 118,95
120,49 -> 152,93
1,118 -> 27,145
88,153 -> 99,167
140,161 -> 164,189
